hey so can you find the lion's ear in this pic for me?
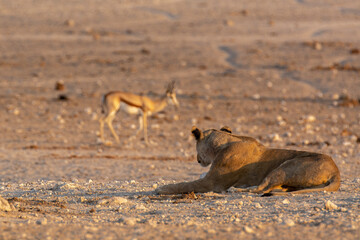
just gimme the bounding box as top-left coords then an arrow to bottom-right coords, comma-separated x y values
220,126 -> 232,133
191,126 -> 203,141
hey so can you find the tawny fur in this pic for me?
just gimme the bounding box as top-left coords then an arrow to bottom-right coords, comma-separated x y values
156,126 -> 340,195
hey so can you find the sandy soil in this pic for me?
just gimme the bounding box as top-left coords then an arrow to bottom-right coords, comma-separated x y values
0,0 -> 359,239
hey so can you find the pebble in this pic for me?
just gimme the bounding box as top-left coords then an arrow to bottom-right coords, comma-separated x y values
119,217 -> 137,226
98,197 -> 128,206
84,107 -> 92,114
332,94 -> 340,100
325,200 -> 338,210
53,182 -> 83,191
36,218 -> 47,225
55,81 -> 65,91
252,94 -> 261,100
64,19 -> 75,27
283,132 -> 292,138
224,19 -> 234,26
133,204 -> 146,210
254,203 -> 262,208
302,115 -> 316,123
269,133 -> 282,142
147,219 -> 157,227
244,226 -> 254,233
12,108 -> 20,115
206,229 -> 216,234
314,42 -> 322,50
282,199 -> 290,204
284,218 -> 295,227
0,196 -> 16,211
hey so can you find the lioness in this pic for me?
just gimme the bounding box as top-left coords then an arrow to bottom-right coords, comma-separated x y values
156,126 -> 340,195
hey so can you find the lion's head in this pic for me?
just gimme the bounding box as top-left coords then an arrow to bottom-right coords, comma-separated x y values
191,126 -> 233,167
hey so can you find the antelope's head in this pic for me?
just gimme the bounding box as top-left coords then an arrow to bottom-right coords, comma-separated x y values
165,80 -> 179,108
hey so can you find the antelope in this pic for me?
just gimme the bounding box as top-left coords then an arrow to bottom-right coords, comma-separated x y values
99,81 -> 179,144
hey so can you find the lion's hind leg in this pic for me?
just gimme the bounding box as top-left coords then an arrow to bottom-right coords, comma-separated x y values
251,155 -> 340,195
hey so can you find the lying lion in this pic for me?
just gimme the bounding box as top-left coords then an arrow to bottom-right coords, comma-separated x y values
156,126 -> 340,195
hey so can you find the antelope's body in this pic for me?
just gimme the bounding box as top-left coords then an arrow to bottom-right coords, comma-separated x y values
99,82 -> 179,144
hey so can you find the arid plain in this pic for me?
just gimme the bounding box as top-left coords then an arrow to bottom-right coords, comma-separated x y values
0,0 -> 359,239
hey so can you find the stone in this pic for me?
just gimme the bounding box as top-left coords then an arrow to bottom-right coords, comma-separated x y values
244,226 -> 254,233
119,217 -> 137,225
52,182 -> 84,191
0,196 -> 15,211
284,218 -> 295,226
325,200 -> 338,210
36,218 -> 47,225
98,197 -> 128,206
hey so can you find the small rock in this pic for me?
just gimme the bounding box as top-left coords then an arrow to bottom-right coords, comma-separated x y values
252,94 -> 260,100
206,229 -> 216,234
283,132 -> 292,138
314,207 -> 321,211
55,81 -> 65,91
119,217 -> 137,226
282,199 -> 290,204
64,19 -> 75,27
332,94 -> 340,100
314,42 -> 322,50
36,218 -> 47,225
84,107 -> 92,114
325,200 -> 338,210
340,207 -> 347,212
224,19 -> 234,26
269,133 -> 282,142
254,203 -> 262,208
147,219 -> 157,227
350,48 -> 360,54
303,115 -> 316,123
133,204 -> 146,210
58,94 -> 69,101
284,218 -> 295,226
52,182 -> 83,191
12,108 -> 20,115
244,226 -> 254,234
0,196 -> 16,212
98,197 -> 128,206
186,220 -> 196,226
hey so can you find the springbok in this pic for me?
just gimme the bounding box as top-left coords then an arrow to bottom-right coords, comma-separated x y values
99,81 -> 179,144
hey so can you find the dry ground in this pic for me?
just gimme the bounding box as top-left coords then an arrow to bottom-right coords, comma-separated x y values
0,0 -> 359,239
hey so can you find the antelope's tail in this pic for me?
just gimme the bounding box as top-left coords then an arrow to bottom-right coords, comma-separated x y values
101,94 -> 107,114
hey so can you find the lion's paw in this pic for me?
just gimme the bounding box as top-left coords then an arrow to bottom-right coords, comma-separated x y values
155,185 -> 171,195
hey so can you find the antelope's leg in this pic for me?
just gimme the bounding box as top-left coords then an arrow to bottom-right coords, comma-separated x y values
136,114 -> 143,135
105,113 -> 120,143
99,116 -> 105,142
143,112 -> 148,144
